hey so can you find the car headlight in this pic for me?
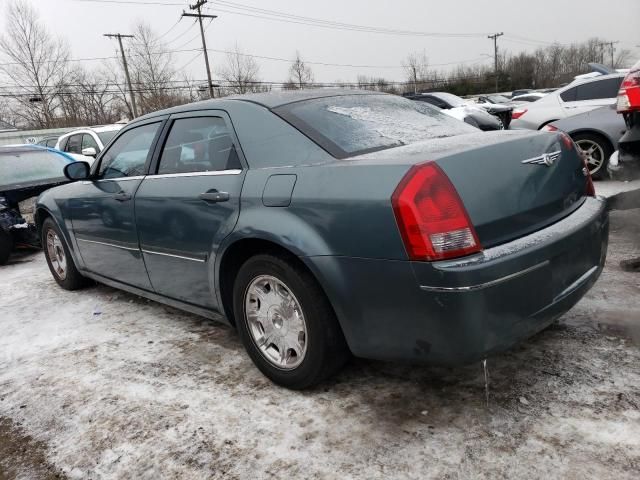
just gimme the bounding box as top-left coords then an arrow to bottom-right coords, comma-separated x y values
0,196 -> 8,211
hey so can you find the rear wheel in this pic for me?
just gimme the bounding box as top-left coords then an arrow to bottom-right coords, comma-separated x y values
233,254 -> 350,389
572,133 -> 613,180
0,229 -> 13,265
42,217 -> 88,290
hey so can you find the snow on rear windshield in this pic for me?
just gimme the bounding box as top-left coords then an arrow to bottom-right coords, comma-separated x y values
276,95 -> 476,158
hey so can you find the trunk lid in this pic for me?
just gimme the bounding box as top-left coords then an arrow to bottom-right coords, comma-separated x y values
352,130 -> 590,249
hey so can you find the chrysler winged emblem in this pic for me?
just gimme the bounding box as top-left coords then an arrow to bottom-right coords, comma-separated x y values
521,151 -> 561,167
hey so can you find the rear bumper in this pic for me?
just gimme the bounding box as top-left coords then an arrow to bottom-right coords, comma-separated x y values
307,197 -> 608,364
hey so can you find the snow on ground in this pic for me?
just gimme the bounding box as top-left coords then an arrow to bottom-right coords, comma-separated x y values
596,179 -> 640,198
1,210 -> 640,479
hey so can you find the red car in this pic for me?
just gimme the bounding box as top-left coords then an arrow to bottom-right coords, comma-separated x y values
609,59 -> 640,180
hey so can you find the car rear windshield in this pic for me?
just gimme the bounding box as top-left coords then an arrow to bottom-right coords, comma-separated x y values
274,94 -> 476,158
0,149 -> 69,190
97,130 -> 119,146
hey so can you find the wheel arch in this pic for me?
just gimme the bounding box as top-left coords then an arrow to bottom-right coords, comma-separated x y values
216,237 -> 331,329
569,129 -> 615,152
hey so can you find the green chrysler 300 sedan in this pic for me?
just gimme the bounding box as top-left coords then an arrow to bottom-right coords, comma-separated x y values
35,90 -> 608,389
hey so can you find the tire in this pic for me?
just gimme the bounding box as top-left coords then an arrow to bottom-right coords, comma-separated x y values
0,229 -> 12,266
233,254 -> 350,389
571,132 -> 613,180
41,217 -> 88,290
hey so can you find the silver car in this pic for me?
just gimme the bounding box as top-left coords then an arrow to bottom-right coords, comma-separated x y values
511,74 -> 624,130
542,105 -> 626,179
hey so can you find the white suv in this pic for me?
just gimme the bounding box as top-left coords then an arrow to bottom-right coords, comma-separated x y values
511,74 -> 624,130
55,124 -> 125,158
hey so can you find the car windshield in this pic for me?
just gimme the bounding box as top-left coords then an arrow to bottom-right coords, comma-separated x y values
97,129 -> 119,145
0,148 -> 70,190
485,95 -> 510,104
275,94 -> 476,158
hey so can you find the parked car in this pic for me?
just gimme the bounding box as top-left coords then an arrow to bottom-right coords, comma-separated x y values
0,145 -> 75,264
511,73 -> 625,130
36,90 -> 607,389
55,124 -> 124,158
511,92 -> 547,104
510,89 -> 533,98
609,59 -> 640,181
477,94 -> 512,105
417,92 -> 513,128
542,105 -> 626,179
407,94 -> 503,130
408,92 -> 509,129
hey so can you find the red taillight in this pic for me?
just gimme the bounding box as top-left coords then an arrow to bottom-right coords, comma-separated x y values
512,108 -> 527,120
542,124 -> 558,132
617,60 -> 640,113
392,162 -> 482,261
559,132 -> 574,150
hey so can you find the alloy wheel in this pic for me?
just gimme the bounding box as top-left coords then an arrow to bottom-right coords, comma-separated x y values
575,139 -> 605,175
46,229 -> 67,280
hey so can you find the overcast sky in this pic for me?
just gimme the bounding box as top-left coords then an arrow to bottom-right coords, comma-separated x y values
6,0 -> 640,84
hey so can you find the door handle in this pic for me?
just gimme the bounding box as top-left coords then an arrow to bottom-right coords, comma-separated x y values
199,191 -> 230,203
114,191 -> 132,202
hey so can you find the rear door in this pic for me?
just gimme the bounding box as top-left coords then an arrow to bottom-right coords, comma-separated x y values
134,111 -> 245,308
70,119 -> 164,289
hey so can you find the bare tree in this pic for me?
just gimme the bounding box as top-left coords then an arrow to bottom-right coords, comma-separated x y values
614,48 -> 633,69
288,51 -> 314,89
128,22 -> 183,114
217,44 -> 263,95
0,0 -> 70,128
403,50 -> 429,94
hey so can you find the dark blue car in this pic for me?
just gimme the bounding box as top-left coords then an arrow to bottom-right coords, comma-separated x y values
36,91 -> 608,388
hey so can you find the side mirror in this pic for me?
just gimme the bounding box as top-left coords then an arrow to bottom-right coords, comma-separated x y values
81,147 -> 97,157
64,161 -> 91,181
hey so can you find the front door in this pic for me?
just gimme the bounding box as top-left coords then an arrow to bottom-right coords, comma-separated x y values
135,112 -> 245,308
71,120 -> 163,289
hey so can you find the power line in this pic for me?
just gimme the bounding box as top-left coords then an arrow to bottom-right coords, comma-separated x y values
73,0 -> 489,38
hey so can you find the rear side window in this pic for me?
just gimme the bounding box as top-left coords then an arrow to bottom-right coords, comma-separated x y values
275,95 -> 476,158
575,77 -> 623,101
560,87 -> 577,102
97,122 -> 160,179
157,117 -> 241,175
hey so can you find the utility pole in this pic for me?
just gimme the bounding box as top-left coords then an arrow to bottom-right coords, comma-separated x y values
596,41 -> 619,67
487,32 -> 504,93
104,33 -> 138,118
182,1 -> 217,98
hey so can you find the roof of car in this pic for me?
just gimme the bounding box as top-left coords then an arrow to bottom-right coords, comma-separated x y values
132,88 -> 387,123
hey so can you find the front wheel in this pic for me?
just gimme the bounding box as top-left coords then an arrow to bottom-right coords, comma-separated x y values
0,229 -> 13,265
42,217 -> 88,290
572,133 -> 613,180
233,254 -> 350,389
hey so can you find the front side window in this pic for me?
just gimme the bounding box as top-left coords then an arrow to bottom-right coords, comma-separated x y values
97,129 -> 119,147
157,117 -> 241,175
65,134 -> 82,154
275,94 -> 476,158
97,122 -> 160,179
